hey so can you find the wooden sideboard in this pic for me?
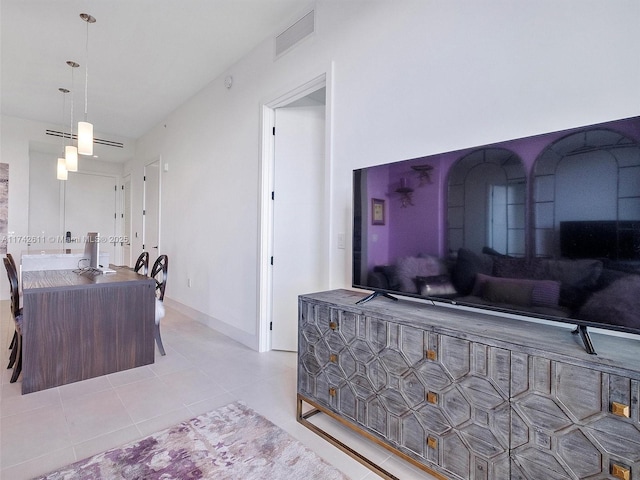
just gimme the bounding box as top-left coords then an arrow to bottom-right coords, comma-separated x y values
297,289 -> 640,480
22,268 -> 155,394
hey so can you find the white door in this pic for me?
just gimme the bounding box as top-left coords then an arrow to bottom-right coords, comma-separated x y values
271,104 -> 325,351
143,160 -> 161,266
65,172 -> 117,263
123,175 -> 132,267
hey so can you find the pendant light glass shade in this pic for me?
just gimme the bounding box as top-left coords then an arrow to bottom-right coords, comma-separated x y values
78,13 -> 96,157
77,121 -> 93,155
57,158 -> 68,180
65,145 -> 78,172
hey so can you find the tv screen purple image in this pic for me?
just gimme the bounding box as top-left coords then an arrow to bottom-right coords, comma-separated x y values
352,115 -> 640,353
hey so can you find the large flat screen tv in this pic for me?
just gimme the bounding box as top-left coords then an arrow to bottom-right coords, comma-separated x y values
352,115 -> 640,354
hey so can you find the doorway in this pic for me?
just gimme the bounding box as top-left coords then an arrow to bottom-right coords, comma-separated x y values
259,74 -> 330,352
271,102 -> 325,351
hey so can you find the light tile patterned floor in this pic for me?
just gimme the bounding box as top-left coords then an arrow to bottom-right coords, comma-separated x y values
0,300 -> 438,480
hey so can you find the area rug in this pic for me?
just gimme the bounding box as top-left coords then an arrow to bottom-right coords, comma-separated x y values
35,401 -> 349,479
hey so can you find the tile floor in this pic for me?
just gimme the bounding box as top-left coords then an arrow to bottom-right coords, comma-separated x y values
0,300 -> 438,480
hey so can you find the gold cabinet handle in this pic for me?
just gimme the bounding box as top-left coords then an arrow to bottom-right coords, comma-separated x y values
427,391 -> 438,404
427,437 -> 437,449
611,463 -> 630,480
329,322 -> 337,330
611,402 -> 630,418
426,349 -> 437,361
329,387 -> 337,397
329,354 -> 338,363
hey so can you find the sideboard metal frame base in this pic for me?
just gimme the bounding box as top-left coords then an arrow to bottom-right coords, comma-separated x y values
296,394 -> 447,480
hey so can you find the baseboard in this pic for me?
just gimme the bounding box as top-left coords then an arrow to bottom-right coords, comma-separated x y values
163,297 -> 259,351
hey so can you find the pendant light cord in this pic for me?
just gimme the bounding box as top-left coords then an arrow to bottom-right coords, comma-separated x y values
84,19 -> 89,121
70,66 -> 75,140
61,91 -> 66,150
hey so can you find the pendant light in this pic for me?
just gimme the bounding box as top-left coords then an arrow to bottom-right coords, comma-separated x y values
57,158 -> 68,181
57,88 -> 70,180
65,61 -> 79,172
77,13 -> 96,156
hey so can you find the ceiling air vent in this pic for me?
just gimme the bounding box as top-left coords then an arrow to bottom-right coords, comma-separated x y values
45,129 -> 124,149
275,9 -> 315,58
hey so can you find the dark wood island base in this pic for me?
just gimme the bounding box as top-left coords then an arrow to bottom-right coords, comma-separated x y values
21,268 -> 156,394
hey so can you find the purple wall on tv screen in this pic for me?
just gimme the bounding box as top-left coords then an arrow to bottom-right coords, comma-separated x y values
363,116 -> 640,269
387,158 -> 442,261
366,165 -> 391,270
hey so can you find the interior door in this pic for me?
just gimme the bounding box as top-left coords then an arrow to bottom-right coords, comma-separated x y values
64,172 -> 117,263
122,175 -> 132,267
271,104 -> 325,351
143,160 -> 161,266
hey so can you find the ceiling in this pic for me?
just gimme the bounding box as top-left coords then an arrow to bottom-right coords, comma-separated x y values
1,0 -> 315,157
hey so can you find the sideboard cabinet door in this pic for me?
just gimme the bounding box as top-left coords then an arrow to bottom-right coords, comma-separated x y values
420,333 -> 511,479
298,300 -> 382,425
510,354 -> 640,479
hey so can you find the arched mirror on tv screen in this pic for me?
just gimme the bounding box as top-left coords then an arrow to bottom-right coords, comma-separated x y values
352,115 -> 640,354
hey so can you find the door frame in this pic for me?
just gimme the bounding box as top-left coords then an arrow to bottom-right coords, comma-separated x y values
257,70 -> 333,352
143,158 -> 162,266
122,173 -> 132,267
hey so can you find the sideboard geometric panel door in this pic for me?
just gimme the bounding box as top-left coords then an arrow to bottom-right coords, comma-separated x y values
510,354 -> 640,479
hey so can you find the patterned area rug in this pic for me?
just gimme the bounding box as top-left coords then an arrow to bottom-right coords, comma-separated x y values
35,401 -> 349,479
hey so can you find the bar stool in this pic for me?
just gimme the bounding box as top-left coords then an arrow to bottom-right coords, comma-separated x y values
4,257 -> 23,382
151,254 -> 168,356
134,251 -> 149,276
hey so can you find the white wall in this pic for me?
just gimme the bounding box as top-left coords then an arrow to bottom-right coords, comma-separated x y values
0,117 -> 32,264
131,0 -> 640,350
